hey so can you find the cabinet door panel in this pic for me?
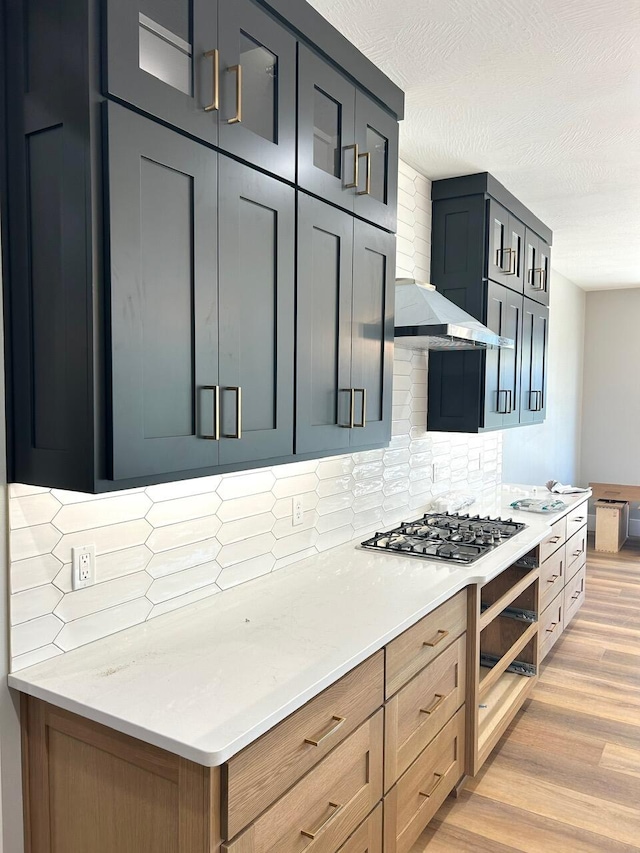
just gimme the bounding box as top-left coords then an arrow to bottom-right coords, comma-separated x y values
500,289 -> 523,427
483,283 -> 504,430
219,0 -> 296,181
218,158 -> 295,464
524,230 -> 551,305
107,104 -> 219,479
353,91 -> 398,231
487,199 -> 510,286
506,214 -> 526,294
350,221 -> 395,448
483,283 -> 522,429
296,195 -> 353,454
520,299 -> 548,424
106,0 -> 218,145
298,45 -> 356,212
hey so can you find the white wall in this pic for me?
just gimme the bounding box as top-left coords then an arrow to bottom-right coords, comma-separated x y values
581,287 -> 640,527
502,270 -> 586,487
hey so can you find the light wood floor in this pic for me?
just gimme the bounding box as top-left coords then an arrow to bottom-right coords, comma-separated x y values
414,539 -> 640,852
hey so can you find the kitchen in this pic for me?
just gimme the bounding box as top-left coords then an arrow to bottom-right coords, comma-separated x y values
3,0 -> 633,848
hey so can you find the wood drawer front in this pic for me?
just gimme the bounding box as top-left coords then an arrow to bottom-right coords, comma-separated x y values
564,564 -> 586,629
384,635 -> 465,790
337,804 -> 382,853
224,652 -> 384,838
539,517 -> 567,564
566,501 -> 589,538
383,707 -> 465,853
222,710 -> 383,853
385,591 -> 467,699
566,524 -> 587,574
539,546 -> 565,613
539,591 -> 564,662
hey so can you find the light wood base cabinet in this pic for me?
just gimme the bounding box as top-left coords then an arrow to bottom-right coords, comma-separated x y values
21,697 -> 222,853
21,597 -> 471,853
538,500 -> 589,665
383,708 -> 465,853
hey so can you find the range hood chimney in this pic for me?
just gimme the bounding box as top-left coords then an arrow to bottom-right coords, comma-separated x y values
394,279 -> 514,352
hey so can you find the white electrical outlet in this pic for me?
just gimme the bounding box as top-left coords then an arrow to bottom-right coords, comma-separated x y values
72,545 -> 96,590
293,496 -> 304,526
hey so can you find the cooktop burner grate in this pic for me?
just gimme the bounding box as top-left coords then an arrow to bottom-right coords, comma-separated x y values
360,512 -> 526,564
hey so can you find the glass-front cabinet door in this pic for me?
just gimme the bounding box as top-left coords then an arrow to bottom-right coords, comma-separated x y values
106,0 -> 219,145
524,229 -> 551,306
298,45 -> 357,212
353,91 -> 399,232
218,0 -> 296,181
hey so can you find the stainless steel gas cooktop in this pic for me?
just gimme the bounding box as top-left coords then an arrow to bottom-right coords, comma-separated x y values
360,512 -> 527,564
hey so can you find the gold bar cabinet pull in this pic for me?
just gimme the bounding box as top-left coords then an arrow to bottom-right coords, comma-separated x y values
419,772 -> 445,799
300,802 -> 343,840
203,49 -> 219,112
304,715 -> 346,747
354,388 -> 367,428
201,386 -> 220,441
420,693 -> 445,716
357,151 -> 372,196
343,144 -> 359,189
227,64 -> 243,124
424,629 -> 449,648
223,387 -> 242,439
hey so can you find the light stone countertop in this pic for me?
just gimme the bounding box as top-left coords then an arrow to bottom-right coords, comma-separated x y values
8,486 -> 591,767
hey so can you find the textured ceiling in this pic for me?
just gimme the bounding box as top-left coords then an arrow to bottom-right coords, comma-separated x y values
308,0 -> 640,290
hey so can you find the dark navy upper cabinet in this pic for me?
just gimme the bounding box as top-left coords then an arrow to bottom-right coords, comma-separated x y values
107,105 -> 295,482
487,200 -> 525,294
3,0 -> 403,491
107,104 -> 220,480
298,46 -> 398,231
520,299 -> 549,424
296,195 -> 395,455
428,173 -> 552,433
106,0 -> 220,146
218,0 -> 296,182
524,228 -> 551,306
106,0 -> 296,181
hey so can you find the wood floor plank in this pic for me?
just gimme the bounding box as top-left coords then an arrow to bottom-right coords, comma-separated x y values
414,544 -> 640,852
600,743 -> 640,780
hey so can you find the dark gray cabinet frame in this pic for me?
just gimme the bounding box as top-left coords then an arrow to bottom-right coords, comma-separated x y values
428,173 -> 552,434
1,0 -> 403,492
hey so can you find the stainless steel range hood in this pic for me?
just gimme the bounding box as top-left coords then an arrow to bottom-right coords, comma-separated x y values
394,279 -> 514,352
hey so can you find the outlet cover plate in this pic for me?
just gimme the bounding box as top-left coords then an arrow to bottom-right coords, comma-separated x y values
72,545 -> 96,590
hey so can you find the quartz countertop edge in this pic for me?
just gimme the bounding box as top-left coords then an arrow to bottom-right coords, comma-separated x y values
8,487 -> 591,767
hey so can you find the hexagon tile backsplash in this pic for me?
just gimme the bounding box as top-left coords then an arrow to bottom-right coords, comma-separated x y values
8,161 -> 503,671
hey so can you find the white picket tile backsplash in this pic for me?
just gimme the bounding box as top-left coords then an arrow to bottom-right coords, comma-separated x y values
8,160 -> 504,670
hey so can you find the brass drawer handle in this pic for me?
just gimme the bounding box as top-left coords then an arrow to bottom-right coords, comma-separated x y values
304,715 -> 346,747
498,246 -> 515,274
419,772 -> 445,799
227,64 -> 242,124
356,151 -> 371,196
344,144 -> 359,189
546,622 -> 558,633
546,574 -> 560,583
203,48 -> 219,112
301,801 -> 343,839
423,629 -> 449,648
420,693 -> 445,716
